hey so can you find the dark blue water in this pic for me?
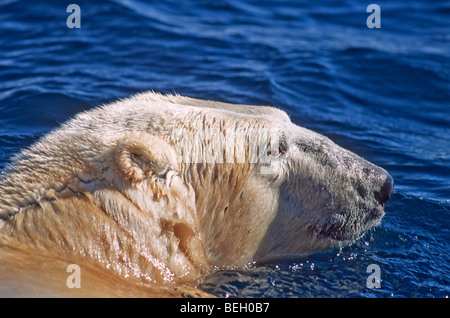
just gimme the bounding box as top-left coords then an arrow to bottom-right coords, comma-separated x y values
1,0 -> 449,298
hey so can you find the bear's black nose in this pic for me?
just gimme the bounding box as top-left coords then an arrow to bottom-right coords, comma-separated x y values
376,175 -> 394,205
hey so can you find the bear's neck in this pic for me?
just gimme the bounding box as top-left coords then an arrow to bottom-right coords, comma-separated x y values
0,185 -> 207,286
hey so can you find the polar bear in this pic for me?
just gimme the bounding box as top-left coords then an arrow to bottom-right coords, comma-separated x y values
0,92 -> 393,297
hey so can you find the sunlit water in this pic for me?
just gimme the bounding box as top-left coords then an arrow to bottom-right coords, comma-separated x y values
1,0 -> 449,297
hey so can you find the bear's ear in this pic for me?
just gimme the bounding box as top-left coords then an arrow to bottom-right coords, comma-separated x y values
114,133 -> 178,185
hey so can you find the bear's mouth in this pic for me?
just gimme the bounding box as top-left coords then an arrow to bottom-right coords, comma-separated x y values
314,222 -> 364,242
313,205 -> 385,243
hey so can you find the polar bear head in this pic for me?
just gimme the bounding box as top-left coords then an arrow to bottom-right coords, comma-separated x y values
158,94 -> 393,266
0,92 -> 393,285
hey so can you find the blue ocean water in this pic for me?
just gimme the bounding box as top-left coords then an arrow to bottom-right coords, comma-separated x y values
0,0 -> 449,298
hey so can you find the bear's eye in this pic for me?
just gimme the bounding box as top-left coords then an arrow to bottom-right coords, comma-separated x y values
268,147 -> 281,158
267,133 -> 287,158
